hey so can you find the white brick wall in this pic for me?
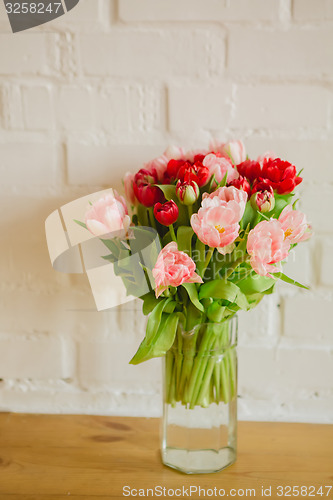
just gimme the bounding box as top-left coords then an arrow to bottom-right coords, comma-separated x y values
228,27 -> 333,77
118,0 -> 280,23
232,85 -> 330,130
0,0 -> 332,423
293,0 -> 333,21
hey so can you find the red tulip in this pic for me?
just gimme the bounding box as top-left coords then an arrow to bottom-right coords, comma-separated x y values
237,160 -> 262,183
133,168 -> 163,207
178,162 -> 210,187
228,175 -> 251,197
261,158 -> 302,194
154,200 -> 179,226
165,159 -> 189,183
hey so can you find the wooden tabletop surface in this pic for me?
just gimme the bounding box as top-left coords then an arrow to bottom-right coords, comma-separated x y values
0,413 -> 332,499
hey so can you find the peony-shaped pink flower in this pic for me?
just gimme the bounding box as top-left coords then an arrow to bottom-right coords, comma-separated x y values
247,219 -> 290,277
278,205 -> 312,244
85,191 -> 131,237
202,186 -> 248,220
152,242 -> 202,298
203,153 -> 239,184
191,186 -> 247,254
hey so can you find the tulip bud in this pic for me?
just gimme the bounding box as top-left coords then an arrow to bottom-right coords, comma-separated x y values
250,182 -> 275,213
154,200 -> 179,226
176,179 -> 200,205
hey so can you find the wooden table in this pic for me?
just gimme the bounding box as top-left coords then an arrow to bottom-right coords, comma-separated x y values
0,413 -> 332,499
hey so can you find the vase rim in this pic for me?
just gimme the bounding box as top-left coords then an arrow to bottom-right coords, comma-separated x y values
178,316 -> 238,347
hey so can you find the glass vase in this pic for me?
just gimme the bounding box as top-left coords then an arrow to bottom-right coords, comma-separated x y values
161,317 -> 238,474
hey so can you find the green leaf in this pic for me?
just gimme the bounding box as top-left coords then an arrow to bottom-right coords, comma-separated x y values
74,219 -> 87,229
234,290 -> 250,310
101,254 -> 117,263
273,272 -> 309,290
175,201 -> 189,226
267,193 -> 294,219
199,280 -> 239,302
207,301 -> 226,322
141,292 -> 161,315
177,226 -> 194,254
100,238 -> 121,257
130,311 -> 179,364
182,282 -> 204,312
217,171 -> 228,188
149,313 -> 180,358
240,201 -> 257,230
185,301 -> 204,331
199,280 -> 249,310
156,184 -> 177,201
145,298 -> 177,344
238,275 -> 276,294
207,174 -> 217,193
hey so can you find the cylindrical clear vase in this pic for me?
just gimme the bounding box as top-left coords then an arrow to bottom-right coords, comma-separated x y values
161,317 -> 238,474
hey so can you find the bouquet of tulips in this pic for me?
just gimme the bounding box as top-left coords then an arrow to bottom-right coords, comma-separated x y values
81,140 -> 311,408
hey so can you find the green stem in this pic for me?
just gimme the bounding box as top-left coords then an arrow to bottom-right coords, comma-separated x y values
176,330 -> 183,399
213,363 -> 220,403
187,328 -> 216,408
165,351 -> 173,404
168,224 -> 177,242
220,353 -> 230,403
228,346 -> 237,400
148,207 -> 157,230
196,338 -> 219,406
200,246 -> 214,279
204,247 -> 214,270
187,204 -> 193,220
224,256 -> 249,279
165,320 -> 237,409
196,240 -> 206,276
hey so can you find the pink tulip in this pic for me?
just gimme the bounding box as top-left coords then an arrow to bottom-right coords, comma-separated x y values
223,140 -> 247,165
203,153 -> 239,183
85,191 -> 131,237
124,172 -> 137,206
191,186 -> 247,254
247,219 -> 290,277
185,148 -> 210,162
144,155 -> 169,183
145,146 -> 186,182
257,151 -> 276,166
279,205 -> 312,244
152,242 -> 202,298
164,145 -> 186,160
